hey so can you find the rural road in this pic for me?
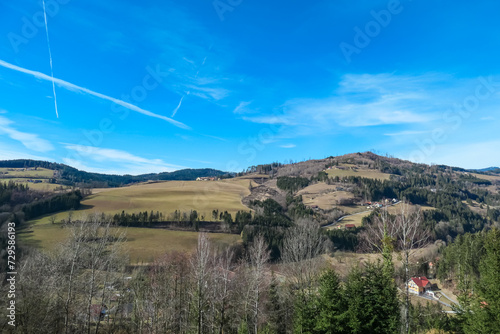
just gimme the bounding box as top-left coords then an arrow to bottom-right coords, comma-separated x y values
439,291 -> 459,305
396,288 -> 456,313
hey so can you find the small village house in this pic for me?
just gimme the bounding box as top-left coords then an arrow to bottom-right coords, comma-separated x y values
408,276 -> 431,295
196,177 -> 216,181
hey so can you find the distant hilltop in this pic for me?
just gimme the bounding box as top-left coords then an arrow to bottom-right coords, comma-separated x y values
0,159 -> 228,188
473,167 -> 500,172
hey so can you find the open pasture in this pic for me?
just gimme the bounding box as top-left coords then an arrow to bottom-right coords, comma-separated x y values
19,221 -> 240,264
326,166 -> 393,180
22,180 -> 250,262
29,180 -> 252,226
0,167 -> 54,178
80,180 -> 251,217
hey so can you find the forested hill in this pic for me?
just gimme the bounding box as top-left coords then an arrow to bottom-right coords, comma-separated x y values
0,159 -> 227,187
236,151 -> 500,253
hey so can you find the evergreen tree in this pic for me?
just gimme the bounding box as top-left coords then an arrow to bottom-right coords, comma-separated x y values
345,262 -> 400,334
315,269 -> 348,334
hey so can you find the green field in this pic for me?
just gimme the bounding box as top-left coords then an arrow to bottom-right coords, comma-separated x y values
19,220 -> 241,263
21,179 -> 250,263
470,172 -> 500,182
2,178 -> 65,191
0,167 -> 62,191
32,180 -> 252,226
83,180 -> 251,218
0,167 -> 54,178
327,213 -> 367,230
326,166 -> 393,180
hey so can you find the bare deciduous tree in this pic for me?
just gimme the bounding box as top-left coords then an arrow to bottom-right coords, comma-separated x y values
190,232 -> 214,334
248,235 -> 270,334
281,218 -> 329,291
12,213 -> 127,334
213,247 -> 235,334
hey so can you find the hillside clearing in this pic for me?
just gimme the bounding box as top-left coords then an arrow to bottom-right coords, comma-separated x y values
470,172 -> 500,182
326,202 -> 434,230
21,180 -> 249,262
0,167 -> 54,178
1,179 -> 64,191
298,183 -> 356,210
0,167 -> 61,190
33,180 -> 252,226
326,166 -> 393,180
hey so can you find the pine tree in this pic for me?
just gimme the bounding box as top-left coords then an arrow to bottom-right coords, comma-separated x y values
315,269 -> 348,334
345,262 -> 400,334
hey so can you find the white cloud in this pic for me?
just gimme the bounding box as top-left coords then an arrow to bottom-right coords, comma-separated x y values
64,143 -> 180,166
61,157 -> 173,175
62,144 -> 185,175
280,144 -> 296,148
242,73 -> 497,135
242,115 -> 296,126
384,130 -> 430,136
0,59 -> 190,130
0,116 -> 54,152
186,84 -> 229,101
0,143 -> 52,161
62,158 -> 101,173
233,101 -> 252,114
405,140 -> 500,169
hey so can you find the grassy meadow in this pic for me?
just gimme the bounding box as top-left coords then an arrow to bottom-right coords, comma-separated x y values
0,167 -> 63,191
33,179 -> 252,226
0,167 -> 54,178
326,166 -> 393,180
19,219 -> 241,263
20,179 -> 251,263
2,179 -> 64,191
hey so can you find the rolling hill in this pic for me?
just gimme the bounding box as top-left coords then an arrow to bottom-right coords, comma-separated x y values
7,152 -> 500,263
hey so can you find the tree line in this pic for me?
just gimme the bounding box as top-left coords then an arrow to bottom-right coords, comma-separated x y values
0,215 -> 403,334
435,228 -> 500,333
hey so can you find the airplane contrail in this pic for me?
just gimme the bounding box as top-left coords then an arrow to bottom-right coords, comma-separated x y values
172,54 -> 209,118
0,59 -> 190,130
171,91 -> 190,117
42,0 -> 59,118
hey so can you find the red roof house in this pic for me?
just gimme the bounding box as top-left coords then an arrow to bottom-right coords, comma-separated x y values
408,276 -> 431,295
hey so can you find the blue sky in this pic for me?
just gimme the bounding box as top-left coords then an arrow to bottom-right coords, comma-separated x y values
1,0 -> 499,174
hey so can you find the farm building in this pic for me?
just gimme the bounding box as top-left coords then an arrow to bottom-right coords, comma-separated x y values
196,177 -> 216,181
